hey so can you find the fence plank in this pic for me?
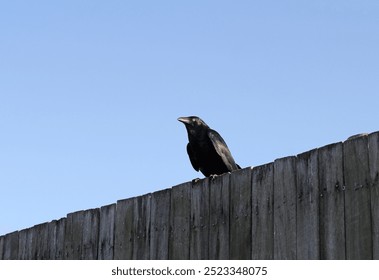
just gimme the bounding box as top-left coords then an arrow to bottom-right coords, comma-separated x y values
114,198 -> 134,260
169,182 -> 191,259
190,178 -> 210,260
98,204 -> 116,260
55,218 -> 66,259
18,228 -> 33,260
47,221 -> 58,259
209,173 -> 230,259
48,219 -> 66,260
150,189 -> 171,260
230,167 -> 252,260
82,209 -> 100,259
344,136 -> 372,259
251,163 -> 274,260
2,231 -> 19,260
296,149 -> 319,259
133,194 -> 151,260
64,210 -> 84,259
274,156 -> 297,260
368,132 -> 379,259
318,142 -> 345,259
32,223 -> 49,259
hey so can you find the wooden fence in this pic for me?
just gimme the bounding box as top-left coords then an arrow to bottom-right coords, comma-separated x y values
1,132 -> 378,260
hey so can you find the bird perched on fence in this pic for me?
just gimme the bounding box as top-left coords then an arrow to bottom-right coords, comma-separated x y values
178,116 -> 241,177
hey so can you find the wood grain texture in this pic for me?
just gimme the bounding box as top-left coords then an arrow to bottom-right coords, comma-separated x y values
64,211 -> 85,259
98,204 -> 116,260
190,178 -> 210,260
251,163 -> 274,259
230,167 -> 252,260
368,132 -> 379,259
32,222 -> 49,259
209,173 -> 230,259
169,182 -> 191,259
2,231 -> 19,260
296,149 -> 319,259
150,188 -> 171,259
114,198 -> 134,260
17,228 -> 33,260
132,194 -> 151,259
273,156 -> 297,260
344,135 -> 372,259
46,218 -> 66,260
47,221 -> 58,259
82,209 -> 100,259
318,142 -> 345,259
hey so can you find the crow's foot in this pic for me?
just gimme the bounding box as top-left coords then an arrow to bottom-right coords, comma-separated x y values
209,174 -> 218,181
192,178 -> 201,183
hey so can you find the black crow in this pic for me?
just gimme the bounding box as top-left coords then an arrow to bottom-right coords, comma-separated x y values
178,116 -> 241,177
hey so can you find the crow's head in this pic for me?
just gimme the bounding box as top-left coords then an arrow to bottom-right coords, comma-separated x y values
178,116 -> 209,140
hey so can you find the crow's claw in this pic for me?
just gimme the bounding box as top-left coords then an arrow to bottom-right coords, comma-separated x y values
192,178 -> 201,183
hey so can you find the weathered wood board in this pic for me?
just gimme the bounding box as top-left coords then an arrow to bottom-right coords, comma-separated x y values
209,173 -> 230,259
344,136 -> 372,259
273,156 -> 297,260
230,167 -> 252,260
296,149 -> 319,259
251,163 -> 274,259
368,132 -> 379,259
98,204 -> 116,260
318,142 -> 345,259
190,178 -> 210,260
150,188 -> 171,259
114,198 -> 134,259
169,182 -> 191,259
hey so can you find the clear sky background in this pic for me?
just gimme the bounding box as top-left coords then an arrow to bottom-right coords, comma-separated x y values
1,1 -> 378,235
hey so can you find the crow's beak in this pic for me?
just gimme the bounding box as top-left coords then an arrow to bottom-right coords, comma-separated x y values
177,117 -> 191,124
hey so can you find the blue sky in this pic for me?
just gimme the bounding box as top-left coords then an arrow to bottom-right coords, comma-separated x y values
1,0 -> 378,235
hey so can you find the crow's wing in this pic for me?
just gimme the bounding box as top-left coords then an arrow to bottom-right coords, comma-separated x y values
186,143 -> 200,171
208,129 -> 238,171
